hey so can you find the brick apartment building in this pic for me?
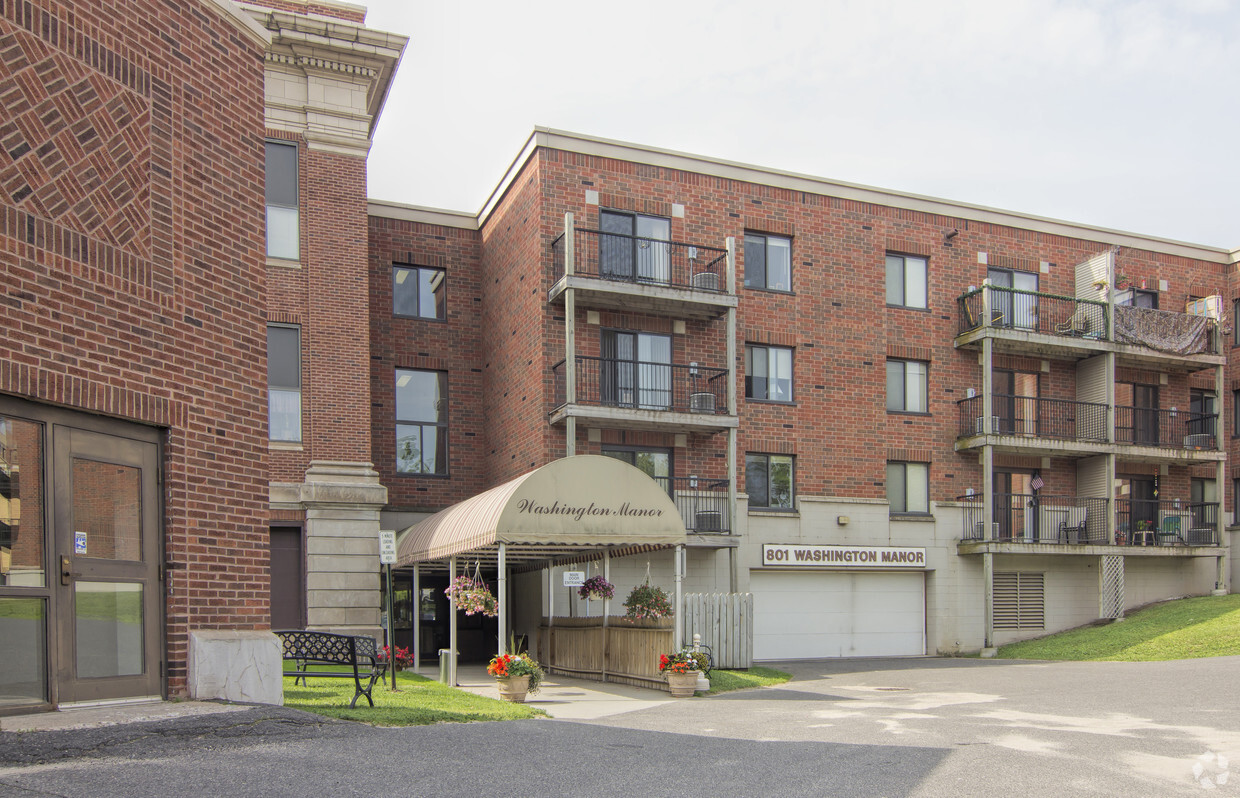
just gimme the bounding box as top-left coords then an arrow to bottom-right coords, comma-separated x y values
2,0 -> 1237,714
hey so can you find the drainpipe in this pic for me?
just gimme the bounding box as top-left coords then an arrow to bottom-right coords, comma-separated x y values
726,236 -> 738,593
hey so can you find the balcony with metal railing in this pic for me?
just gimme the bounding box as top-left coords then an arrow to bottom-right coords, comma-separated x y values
958,493 -> 1221,551
549,229 -> 736,319
955,286 -> 1222,369
550,356 -> 737,434
659,476 -> 732,535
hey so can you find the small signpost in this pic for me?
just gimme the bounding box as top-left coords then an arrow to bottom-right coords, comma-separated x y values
562,571 -> 585,587
378,530 -> 397,690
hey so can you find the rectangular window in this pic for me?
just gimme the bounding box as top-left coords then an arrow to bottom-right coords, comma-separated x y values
745,345 -> 793,402
264,141 -> 299,260
887,461 -> 929,514
885,253 -> 927,308
396,369 -> 448,475
743,233 -> 792,291
886,359 -> 928,413
393,266 -> 446,320
599,210 -> 670,283
267,325 -> 301,442
745,453 -> 794,510
1234,389 -> 1240,438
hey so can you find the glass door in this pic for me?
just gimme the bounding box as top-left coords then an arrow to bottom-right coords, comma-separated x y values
54,427 -> 161,704
635,216 -> 670,284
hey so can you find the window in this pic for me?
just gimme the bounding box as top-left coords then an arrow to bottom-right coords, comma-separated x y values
395,369 -> 447,475
885,253 -> 927,308
887,462 -> 929,514
987,267 -> 1038,329
601,447 -> 671,494
746,453 -> 794,510
267,325 -> 301,442
1234,389 -> 1240,438
599,210 -> 670,283
264,141 -> 299,260
886,359 -> 927,413
600,330 -> 672,409
744,233 -> 791,291
1189,389 -> 1216,438
745,345 -> 793,402
393,266 -> 446,320
1117,289 -> 1158,309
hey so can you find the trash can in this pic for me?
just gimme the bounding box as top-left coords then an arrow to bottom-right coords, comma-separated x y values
438,648 -> 455,684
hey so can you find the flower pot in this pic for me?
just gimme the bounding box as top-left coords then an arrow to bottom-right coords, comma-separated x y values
665,670 -> 699,698
496,675 -> 530,703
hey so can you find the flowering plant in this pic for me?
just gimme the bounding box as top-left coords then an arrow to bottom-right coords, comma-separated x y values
444,574 -> 498,617
377,644 -> 413,670
658,649 -> 708,674
578,575 -> 614,601
486,652 -> 544,694
623,580 -> 673,620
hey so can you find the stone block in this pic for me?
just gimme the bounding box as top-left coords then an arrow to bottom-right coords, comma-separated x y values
187,630 -> 282,706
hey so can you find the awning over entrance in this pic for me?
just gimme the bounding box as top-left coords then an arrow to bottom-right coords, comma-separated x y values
395,455 -> 688,566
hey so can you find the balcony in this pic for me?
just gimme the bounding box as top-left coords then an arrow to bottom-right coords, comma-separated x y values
955,395 -> 1222,462
659,476 -> 732,535
549,229 -> 736,320
958,494 -> 1221,553
550,356 -> 738,434
955,287 -> 1222,370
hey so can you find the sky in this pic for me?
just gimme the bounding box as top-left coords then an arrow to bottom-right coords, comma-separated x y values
360,0 -> 1239,249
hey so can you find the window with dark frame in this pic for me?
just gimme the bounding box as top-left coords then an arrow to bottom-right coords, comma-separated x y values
885,253 -> 927,309
1234,299 -> 1240,346
1234,389 -> 1240,437
264,141 -> 299,260
395,369 -> 448,475
745,345 -> 793,402
393,265 -> 446,320
599,210 -> 671,283
886,359 -> 928,413
746,453 -> 794,510
743,233 -> 792,291
267,324 -> 301,442
887,461 -> 929,514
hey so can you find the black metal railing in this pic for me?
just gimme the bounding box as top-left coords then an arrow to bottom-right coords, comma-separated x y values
552,356 -> 729,415
660,476 -> 731,534
551,229 -> 728,292
1115,499 -> 1218,546
956,395 -> 1107,442
960,494 -> 1109,544
1114,407 -> 1218,450
957,287 -> 1108,339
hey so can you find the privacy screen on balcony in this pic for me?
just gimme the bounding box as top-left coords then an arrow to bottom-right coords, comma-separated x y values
1113,305 -> 1211,355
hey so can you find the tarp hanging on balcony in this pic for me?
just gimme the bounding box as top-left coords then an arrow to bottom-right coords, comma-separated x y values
395,455 -> 687,565
1113,305 -> 1211,355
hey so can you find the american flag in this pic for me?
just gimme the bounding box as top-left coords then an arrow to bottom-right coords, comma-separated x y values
1030,475 -> 1044,491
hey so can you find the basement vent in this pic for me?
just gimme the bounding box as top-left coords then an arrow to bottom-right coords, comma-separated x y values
994,572 -> 1045,630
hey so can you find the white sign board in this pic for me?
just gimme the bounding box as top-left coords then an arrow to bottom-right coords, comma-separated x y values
378,530 -> 397,565
562,571 -> 586,587
761,544 -> 926,569
74,530 -> 87,555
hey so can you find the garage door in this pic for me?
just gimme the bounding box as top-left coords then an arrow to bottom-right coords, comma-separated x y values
750,570 -> 925,659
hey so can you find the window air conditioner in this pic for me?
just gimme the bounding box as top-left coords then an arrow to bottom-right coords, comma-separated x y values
1183,434 -> 1213,449
691,272 -> 719,291
975,416 -> 1000,434
694,511 -> 723,532
689,392 -> 716,413
974,522 -> 1000,539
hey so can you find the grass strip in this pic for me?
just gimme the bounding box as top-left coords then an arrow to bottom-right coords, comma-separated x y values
284,671 -> 546,725
705,666 -> 791,694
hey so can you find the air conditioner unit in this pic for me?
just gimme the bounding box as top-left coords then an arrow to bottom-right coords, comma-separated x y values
1183,434 -> 1213,449
694,511 -> 723,533
691,271 -> 719,291
689,392 -> 716,413
974,522 -> 1000,539
975,416 -> 1001,434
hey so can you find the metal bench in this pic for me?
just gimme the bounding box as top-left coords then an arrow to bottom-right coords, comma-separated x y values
276,630 -> 382,708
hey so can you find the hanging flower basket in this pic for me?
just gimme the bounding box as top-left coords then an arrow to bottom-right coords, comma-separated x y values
623,579 -> 672,620
444,574 -> 498,617
578,575 -> 615,601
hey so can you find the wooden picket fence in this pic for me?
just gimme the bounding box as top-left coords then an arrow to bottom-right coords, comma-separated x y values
683,592 -> 753,670
538,616 -> 673,689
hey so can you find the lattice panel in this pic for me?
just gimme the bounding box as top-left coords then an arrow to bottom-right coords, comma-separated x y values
1100,555 -> 1125,619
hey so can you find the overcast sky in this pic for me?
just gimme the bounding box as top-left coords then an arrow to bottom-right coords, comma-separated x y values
360,0 -> 1238,249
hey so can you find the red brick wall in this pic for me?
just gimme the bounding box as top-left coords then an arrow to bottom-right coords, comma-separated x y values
0,0 -> 269,695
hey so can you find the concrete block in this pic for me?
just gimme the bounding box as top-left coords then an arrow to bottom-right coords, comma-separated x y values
187,630 -> 282,706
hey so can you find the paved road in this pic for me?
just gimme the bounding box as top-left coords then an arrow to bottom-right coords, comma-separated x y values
2,657 -> 1237,797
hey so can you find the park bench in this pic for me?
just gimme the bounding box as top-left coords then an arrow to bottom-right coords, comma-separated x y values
276,630 -> 382,708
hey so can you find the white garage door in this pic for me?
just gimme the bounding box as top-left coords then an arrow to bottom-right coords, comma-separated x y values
750,570 -> 925,659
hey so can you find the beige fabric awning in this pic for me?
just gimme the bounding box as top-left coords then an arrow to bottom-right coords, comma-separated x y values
395,455 -> 688,566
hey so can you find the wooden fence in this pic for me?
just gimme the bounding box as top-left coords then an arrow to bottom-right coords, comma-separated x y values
684,592 -> 753,670
538,617 -> 673,690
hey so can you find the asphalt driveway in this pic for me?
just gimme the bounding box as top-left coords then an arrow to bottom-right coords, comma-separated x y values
2,656 -> 1236,797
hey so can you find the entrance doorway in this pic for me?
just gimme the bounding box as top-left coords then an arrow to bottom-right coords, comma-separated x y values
0,398 -> 162,712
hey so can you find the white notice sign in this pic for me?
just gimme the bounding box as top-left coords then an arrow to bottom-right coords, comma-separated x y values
378,530 -> 397,565
562,571 -> 585,587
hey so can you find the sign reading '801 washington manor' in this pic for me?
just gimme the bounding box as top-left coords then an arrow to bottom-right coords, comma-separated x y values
761,544 -> 926,568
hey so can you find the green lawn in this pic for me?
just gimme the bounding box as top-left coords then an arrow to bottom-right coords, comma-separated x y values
997,594 -> 1240,661
284,671 -> 546,725
705,666 -> 791,694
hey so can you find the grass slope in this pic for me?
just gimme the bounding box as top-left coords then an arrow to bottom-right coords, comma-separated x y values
706,666 -> 791,694
998,594 -> 1240,661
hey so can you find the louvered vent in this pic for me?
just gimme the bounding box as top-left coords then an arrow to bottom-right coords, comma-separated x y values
994,571 -> 1045,630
